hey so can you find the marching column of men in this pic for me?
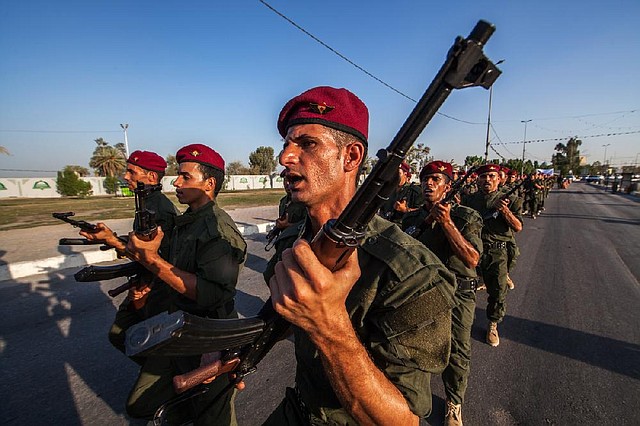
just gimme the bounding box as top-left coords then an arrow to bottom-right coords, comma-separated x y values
82,85 -> 551,426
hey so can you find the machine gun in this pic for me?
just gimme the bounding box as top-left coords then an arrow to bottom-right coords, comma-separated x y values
56,183 -> 163,297
126,20 -> 502,409
405,166 -> 478,237
483,176 -> 530,220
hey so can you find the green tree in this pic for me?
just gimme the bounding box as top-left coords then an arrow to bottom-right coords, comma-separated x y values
104,176 -> 121,194
89,138 -> 126,177
464,155 -> 484,167
552,137 -> 582,176
166,154 -> 178,175
63,165 -> 90,177
249,146 -> 277,174
405,143 -> 431,173
56,167 -> 92,197
226,160 -> 252,175
0,146 -> 9,155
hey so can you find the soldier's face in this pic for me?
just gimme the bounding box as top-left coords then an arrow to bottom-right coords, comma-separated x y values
124,163 -> 156,190
279,124 -> 347,207
173,162 -> 214,209
478,172 -> 500,193
421,173 -> 451,203
398,169 -> 409,186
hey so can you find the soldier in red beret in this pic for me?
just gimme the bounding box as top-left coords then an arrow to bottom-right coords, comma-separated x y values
80,149 -> 179,358
402,161 -> 483,425
378,160 -> 424,224
260,86 -> 456,424
462,164 -> 523,348
501,168 -> 525,290
126,143 -> 247,424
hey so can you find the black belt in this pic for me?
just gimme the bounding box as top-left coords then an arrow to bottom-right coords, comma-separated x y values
457,277 -> 479,292
485,241 -> 507,250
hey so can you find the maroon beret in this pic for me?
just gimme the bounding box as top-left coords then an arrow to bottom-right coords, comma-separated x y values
127,150 -> 167,173
399,161 -> 412,175
508,168 -> 519,176
477,164 -> 501,175
419,161 -> 454,181
277,86 -> 369,144
500,166 -> 510,175
176,143 -> 225,172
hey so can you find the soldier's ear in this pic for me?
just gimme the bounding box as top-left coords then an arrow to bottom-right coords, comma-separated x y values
343,142 -> 364,173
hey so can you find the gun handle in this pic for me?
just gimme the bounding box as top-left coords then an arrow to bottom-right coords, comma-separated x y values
310,227 -> 356,273
107,280 -> 134,298
173,357 -> 240,394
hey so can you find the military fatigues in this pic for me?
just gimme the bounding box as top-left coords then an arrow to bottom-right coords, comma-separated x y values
263,215 -> 457,424
126,200 -> 247,425
108,190 -> 179,361
499,183 -> 522,273
379,182 -> 424,224
463,191 -> 522,324
402,204 -> 483,405
278,194 -> 307,225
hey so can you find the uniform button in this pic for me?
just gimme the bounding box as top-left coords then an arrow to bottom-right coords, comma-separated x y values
366,236 -> 378,245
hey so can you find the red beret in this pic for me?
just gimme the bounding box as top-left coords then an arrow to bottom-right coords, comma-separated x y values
419,161 -> 454,181
399,161 -> 412,176
127,150 -> 167,173
278,86 -> 369,144
477,164 -> 501,175
176,143 -> 225,172
500,166 -> 510,175
508,169 -> 518,176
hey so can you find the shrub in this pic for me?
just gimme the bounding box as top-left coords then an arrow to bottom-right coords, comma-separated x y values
56,169 -> 92,197
104,176 -> 121,195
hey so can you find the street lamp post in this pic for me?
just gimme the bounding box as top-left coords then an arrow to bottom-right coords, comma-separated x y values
120,124 -> 130,158
520,119 -> 532,175
602,143 -> 610,167
484,60 -> 504,164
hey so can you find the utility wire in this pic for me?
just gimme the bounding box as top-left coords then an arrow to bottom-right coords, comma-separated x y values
493,130 -> 640,146
0,130 -> 120,134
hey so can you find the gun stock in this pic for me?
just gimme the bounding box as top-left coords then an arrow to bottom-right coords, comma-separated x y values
52,212 -> 99,233
126,19 -> 502,393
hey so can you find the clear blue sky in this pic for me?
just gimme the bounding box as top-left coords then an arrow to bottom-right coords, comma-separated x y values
1,0 -> 639,177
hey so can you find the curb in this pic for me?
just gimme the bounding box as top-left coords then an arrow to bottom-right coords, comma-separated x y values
0,221 -> 274,282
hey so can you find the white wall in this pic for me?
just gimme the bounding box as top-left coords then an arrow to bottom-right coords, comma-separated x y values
0,174 -> 283,198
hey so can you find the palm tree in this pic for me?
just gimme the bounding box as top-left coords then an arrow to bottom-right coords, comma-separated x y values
89,139 -> 126,177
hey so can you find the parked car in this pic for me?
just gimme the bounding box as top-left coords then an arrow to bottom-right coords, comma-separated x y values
585,175 -> 604,183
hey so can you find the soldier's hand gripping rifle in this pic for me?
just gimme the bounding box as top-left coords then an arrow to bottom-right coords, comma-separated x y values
405,166 -> 478,237
58,183 -> 163,297
125,20 -> 502,403
264,200 -> 291,251
483,176 -> 530,220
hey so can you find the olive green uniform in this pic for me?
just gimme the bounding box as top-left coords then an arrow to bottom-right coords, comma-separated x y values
379,182 -> 424,224
498,183 -> 521,273
402,204 -> 483,405
463,190 -> 522,324
278,194 -> 307,225
126,200 -> 247,425
108,190 -> 179,360
263,215 -> 457,424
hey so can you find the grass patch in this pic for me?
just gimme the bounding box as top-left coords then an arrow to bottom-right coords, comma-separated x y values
0,189 -> 284,231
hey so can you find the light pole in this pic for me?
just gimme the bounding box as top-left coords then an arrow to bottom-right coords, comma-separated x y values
120,123 -> 130,158
484,59 -> 505,164
520,119 -> 532,175
602,143 -> 610,167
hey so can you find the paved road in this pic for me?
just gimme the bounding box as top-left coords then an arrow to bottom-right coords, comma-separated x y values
1,183 -> 638,425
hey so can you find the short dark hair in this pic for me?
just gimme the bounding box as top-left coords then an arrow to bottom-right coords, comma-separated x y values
327,127 -> 368,182
197,163 -> 225,195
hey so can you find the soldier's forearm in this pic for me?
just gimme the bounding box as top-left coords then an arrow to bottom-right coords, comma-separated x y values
140,255 -> 198,300
441,220 -> 480,268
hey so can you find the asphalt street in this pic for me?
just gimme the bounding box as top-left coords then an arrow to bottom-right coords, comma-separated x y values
1,182 -> 638,425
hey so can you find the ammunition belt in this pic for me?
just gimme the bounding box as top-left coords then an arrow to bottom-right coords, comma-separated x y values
484,241 -> 507,250
457,277 -> 479,292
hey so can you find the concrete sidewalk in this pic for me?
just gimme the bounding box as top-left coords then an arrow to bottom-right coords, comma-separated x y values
0,205 -> 279,282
